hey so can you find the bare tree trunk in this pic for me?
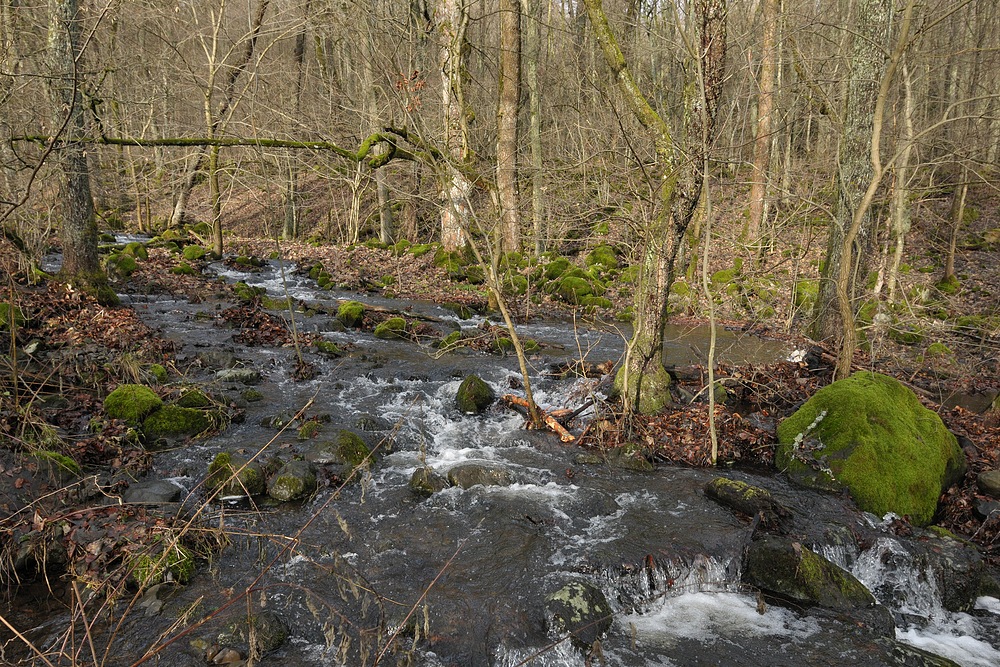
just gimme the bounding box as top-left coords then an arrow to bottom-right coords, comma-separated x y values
886,58 -> 914,302
47,0 -> 115,304
522,0 -> 544,257
496,0 -> 521,253
284,0 -> 310,241
747,0 -> 778,241
438,0 -> 471,251
945,166 -> 968,281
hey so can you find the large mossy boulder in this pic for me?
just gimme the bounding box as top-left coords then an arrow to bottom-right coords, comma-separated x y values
105,384 -> 163,424
143,405 -> 212,442
373,317 -> 407,340
776,372 -> 966,526
456,375 -> 495,414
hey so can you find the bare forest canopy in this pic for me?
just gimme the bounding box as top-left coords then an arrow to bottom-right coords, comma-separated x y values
1,1 -> 998,371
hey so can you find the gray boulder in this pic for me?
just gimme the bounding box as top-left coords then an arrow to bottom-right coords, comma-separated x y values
545,581 -> 612,651
124,480 -> 182,504
267,460 -> 317,502
447,463 -> 513,489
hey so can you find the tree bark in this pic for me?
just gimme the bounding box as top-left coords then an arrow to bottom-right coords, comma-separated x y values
438,0 -> 471,251
47,0 -> 115,304
496,0 -> 521,253
747,0 -> 778,241
521,0 -> 544,258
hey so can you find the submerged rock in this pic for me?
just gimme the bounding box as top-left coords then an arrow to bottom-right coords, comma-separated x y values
215,368 -> 262,385
447,463 -> 513,489
124,480 -> 183,504
544,581 -> 612,650
704,477 -> 789,524
776,372 -> 966,526
218,610 -> 289,656
409,467 -> 450,497
305,430 -> 374,480
456,374 -> 495,414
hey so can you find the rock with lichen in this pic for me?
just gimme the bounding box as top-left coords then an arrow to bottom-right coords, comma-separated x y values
455,375 -> 495,414
104,384 -> 163,425
544,581 -> 612,651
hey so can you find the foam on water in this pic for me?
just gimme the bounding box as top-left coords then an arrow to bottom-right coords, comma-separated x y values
622,591 -> 820,646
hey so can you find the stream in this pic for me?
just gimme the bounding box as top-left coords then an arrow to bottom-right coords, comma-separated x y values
18,253 -> 1000,666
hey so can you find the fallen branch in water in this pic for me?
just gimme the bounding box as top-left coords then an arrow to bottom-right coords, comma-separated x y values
502,394 -> 594,443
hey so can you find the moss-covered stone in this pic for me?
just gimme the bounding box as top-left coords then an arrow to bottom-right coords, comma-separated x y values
31,450 -> 82,478
176,388 -> 211,409
0,303 -> 27,330
543,256 -> 571,281
143,405 -> 212,441
586,244 -> 619,272
147,364 -> 168,383
130,540 -> 196,588
297,420 -> 322,440
889,325 -> 925,346
443,302 -> 476,320
925,342 -> 953,358
744,536 -> 876,611
105,384 -> 163,424
704,477 -> 788,524
241,388 -> 264,402
122,242 -> 149,260
267,460 -> 317,502
170,262 -> 195,275
306,430 -> 373,469
313,339 -> 342,357
408,243 -> 433,258
776,372 -> 966,526
233,281 -> 265,302
182,245 -> 207,261
373,317 -> 407,340
555,276 -> 593,304
337,300 -> 365,328
456,375 -> 495,414
619,265 -> 640,285
206,452 -> 266,496
106,253 -> 137,277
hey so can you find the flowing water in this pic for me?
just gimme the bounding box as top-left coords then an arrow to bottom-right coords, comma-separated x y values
13,254 -> 1000,666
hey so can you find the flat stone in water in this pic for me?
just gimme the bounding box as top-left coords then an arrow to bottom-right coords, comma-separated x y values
123,480 -> 182,504
215,368 -> 262,385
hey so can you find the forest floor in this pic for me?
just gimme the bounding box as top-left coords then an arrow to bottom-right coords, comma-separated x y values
1,179 -> 999,600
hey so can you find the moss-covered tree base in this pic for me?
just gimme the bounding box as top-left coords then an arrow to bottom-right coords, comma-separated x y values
614,363 -> 672,415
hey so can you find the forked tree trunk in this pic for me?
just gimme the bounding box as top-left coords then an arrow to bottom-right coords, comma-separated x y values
583,0 -> 727,415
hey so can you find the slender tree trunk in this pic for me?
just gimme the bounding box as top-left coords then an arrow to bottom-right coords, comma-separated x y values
522,0 -> 544,258
438,0 -> 471,251
284,0 -> 310,241
169,0 -> 270,232
47,0 -> 115,304
496,0 -> 521,253
747,0 -> 778,241
886,59 -> 914,302
945,167 -> 967,281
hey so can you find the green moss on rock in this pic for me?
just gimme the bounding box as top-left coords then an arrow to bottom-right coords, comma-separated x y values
456,375 -> 496,414
337,300 -> 365,328
105,384 -> 163,424
267,460 -> 317,502
586,244 -> 619,272
0,303 -> 27,330
776,372 -> 965,526
143,405 -> 212,441
147,364 -> 168,383
170,262 -> 195,275
31,450 -> 82,478
123,242 -> 149,260
182,245 -> 207,261
107,253 -> 137,277
176,389 -> 211,408
130,540 -> 196,588
206,452 -> 266,496
373,317 -> 407,340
